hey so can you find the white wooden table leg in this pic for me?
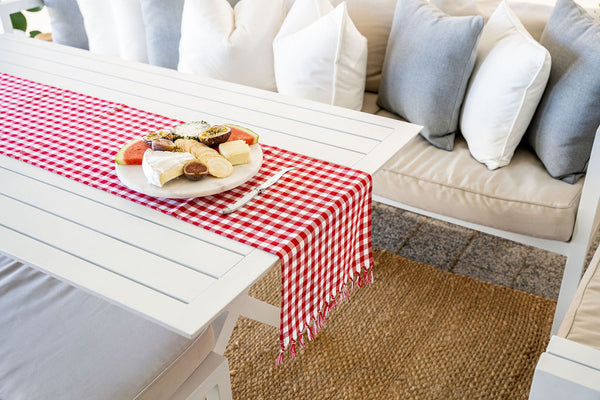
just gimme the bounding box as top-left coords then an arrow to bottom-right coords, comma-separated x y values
213,311 -> 241,356
170,352 -> 232,400
213,288 -> 280,355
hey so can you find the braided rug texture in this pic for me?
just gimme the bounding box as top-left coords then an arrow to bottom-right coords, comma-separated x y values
225,249 -> 555,399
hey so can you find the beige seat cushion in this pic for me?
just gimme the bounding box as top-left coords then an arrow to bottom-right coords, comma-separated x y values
558,247 -> 600,351
0,256 -> 215,400
361,94 -> 584,241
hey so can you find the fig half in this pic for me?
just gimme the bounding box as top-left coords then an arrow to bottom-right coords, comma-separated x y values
183,160 -> 208,181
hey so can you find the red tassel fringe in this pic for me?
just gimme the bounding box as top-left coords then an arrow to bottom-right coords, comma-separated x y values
307,326 -> 314,341
298,333 -> 306,348
276,266 -> 374,364
290,342 -> 297,359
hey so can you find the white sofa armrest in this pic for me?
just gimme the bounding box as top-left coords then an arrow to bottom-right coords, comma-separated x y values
0,0 -> 43,33
547,335 -> 600,372
530,336 -> 600,400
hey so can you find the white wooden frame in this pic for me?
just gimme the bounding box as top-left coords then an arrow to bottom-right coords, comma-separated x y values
529,336 -> 600,400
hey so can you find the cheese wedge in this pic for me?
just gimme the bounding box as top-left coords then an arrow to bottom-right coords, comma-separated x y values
218,140 -> 251,165
142,149 -> 194,187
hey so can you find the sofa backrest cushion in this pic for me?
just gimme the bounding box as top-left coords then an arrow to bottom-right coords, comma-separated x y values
558,243 -> 600,351
44,0 -> 88,50
460,0 -> 550,170
273,0 -> 368,110
377,0 -> 484,151
525,0 -> 600,184
178,0 -> 285,91
330,0 -> 398,93
431,0 -> 599,41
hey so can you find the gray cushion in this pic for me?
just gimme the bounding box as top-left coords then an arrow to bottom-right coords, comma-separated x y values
43,0 -> 88,49
525,0 -> 600,184
0,257 -> 215,400
139,0 -> 185,69
377,0 -> 483,150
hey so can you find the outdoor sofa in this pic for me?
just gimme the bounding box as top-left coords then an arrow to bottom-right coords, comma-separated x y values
0,0 -> 599,398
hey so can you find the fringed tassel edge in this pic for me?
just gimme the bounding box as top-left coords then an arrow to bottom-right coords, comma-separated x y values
276,264 -> 374,364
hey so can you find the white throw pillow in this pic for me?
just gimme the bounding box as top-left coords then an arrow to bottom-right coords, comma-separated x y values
109,0 -> 148,63
460,0 -> 550,170
77,0 -> 148,62
178,0 -> 285,91
76,0 -> 120,57
273,0 -> 368,110
281,0 -> 397,92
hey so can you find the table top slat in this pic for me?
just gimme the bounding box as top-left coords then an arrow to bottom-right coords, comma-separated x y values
1,155 -> 255,256
0,226 -> 214,337
0,35 -> 398,138
0,166 -> 244,279
0,193 -> 216,303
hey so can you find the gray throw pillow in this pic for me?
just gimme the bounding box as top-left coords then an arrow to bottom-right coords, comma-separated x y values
377,0 -> 483,150
525,0 -> 600,184
139,0 -> 185,69
44,0 -> 88,50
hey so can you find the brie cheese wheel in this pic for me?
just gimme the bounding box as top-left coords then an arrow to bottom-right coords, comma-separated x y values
142,150 -> 195,187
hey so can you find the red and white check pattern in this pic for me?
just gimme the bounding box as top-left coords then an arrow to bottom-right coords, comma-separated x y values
0,73 -> 374,362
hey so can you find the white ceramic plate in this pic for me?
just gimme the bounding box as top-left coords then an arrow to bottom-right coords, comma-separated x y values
115,144 -> 263,198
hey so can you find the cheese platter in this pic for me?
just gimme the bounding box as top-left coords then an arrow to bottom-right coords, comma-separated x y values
114,122 -> 263,199
115,143 -> 263,199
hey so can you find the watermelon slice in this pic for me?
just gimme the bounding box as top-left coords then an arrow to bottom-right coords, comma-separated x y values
115,139 -> 151,165
224,124 -> 259,145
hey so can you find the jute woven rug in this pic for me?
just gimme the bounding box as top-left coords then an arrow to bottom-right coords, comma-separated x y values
225,249 -> 555,399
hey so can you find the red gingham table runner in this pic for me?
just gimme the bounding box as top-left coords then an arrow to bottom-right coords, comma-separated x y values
0,73 -> 373,362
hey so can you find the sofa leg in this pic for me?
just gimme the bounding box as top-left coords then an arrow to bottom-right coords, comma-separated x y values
551,250 -> 586,334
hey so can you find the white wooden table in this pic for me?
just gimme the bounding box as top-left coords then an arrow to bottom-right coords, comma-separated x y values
0,34 -> 421,351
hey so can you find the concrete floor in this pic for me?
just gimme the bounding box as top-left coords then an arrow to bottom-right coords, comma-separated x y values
372,202 -> 599,301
